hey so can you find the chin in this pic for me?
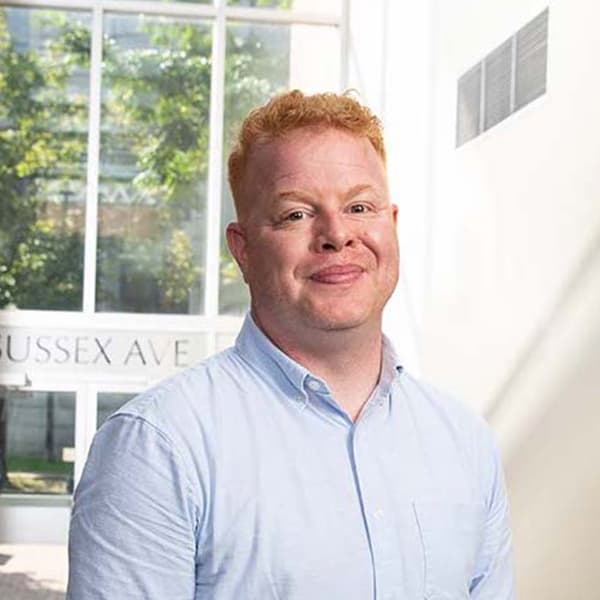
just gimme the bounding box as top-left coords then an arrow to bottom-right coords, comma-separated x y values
302,308 -> 374,332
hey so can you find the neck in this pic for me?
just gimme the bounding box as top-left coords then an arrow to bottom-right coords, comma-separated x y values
255,315 -> 384,421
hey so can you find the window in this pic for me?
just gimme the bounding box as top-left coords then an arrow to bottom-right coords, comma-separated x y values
0,0 -> 345,503
456,8 -> 549,147
0,390 -> 76,495
97,392 -> 135,428
0,1 -> 344,315
0,8 -> 90,310
96,13 -> 213,314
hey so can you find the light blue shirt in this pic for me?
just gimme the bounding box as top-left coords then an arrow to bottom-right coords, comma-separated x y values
68,314 -> 515,599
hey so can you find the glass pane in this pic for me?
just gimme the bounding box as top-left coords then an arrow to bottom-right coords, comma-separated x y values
219,22 -> 340,315
97,392 -> 135,428
227,0 -> 343,13
97,14 -> 212,314
0,390 -> 75,495
0,8 -> 90,310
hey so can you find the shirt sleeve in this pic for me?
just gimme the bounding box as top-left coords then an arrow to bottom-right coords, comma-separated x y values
67,414 -> 199,600
470,429 -> 516,599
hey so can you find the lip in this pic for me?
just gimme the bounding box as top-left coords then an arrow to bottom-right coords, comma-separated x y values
309,264 -> 365,284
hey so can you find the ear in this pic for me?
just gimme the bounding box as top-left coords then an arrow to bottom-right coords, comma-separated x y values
391,203 -> 399,226
226,222 -> 249,283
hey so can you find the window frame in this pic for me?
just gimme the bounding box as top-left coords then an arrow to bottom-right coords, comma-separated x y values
0,0 -> 348,326
0,0 -> 348,500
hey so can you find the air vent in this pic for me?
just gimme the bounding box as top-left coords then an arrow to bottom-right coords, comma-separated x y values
456,64 -> 482,146
515,8 -> 549,109
456,7 -> 549,147
484,39 -> 512,131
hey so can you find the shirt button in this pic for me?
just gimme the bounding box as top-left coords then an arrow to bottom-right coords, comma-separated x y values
373,508 -> 385,519
307,379 -> 321,391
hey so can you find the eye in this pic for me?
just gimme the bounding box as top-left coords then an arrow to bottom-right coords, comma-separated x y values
349,203 -> 370,214
284,210 -> 308,222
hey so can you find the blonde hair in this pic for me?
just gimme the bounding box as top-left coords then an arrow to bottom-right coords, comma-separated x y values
227,90 -> 386,213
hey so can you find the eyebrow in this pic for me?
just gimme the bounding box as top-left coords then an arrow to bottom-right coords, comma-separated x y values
344,184 -> 385,202
271,190 -> 315,207
275,184 -> 383,203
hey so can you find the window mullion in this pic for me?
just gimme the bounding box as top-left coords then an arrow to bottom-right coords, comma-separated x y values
82,4 -> 103,314
204,3 -> 227,330
339,0 -> 349,89
74,384 -> 97,489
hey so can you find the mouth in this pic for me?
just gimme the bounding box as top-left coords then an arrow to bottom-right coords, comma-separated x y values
309,264 -> 365,285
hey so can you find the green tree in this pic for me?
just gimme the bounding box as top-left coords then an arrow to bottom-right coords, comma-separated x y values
97,14 -> 291,313
0,9 -> 89,310
0,3 -> 293,488
1,6 -> 292,314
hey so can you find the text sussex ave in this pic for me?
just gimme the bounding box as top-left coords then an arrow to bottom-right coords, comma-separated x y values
0,329 -> 209,372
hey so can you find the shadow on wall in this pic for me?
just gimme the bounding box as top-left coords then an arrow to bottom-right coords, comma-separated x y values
485,230 -> 600,598
486,230 -> 600,435
0,571 -> 65,599
506,334 -> 600,599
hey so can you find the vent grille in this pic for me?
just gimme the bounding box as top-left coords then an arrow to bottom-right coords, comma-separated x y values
516,8 -> 549,109
456,7 -> 549,147
456,64 -> 482,146
484,39 -> 512,131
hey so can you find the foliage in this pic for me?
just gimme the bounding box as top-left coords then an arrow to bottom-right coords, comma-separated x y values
0,9 -> 88,310
0,1 -> 295,490
0,4 -> 291,313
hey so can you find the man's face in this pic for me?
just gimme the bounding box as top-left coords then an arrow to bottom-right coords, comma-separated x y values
227,127 -> 399,341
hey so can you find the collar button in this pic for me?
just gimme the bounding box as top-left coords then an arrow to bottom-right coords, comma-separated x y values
307,379 -> 321,392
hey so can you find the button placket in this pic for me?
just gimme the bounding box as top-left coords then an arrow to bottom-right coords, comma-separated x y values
352,423 -> 400,599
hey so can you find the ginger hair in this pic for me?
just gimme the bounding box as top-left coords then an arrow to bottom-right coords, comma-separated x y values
227,90 -> 386,215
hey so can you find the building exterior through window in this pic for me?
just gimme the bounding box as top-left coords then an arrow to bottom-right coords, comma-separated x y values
0,0 -> 346,543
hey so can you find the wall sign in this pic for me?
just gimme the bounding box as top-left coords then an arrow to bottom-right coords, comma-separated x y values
0,326 -> 212,383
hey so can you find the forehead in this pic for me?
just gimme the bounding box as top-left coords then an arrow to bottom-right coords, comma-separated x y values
240,127 -> 386,206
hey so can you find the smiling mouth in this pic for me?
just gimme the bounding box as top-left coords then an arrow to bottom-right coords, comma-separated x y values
309,265 -> 364,284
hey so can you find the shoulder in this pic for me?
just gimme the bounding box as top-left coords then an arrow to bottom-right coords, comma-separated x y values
89,346 -> 258,492
397,370 -> 495,444
111,345 -> 251,430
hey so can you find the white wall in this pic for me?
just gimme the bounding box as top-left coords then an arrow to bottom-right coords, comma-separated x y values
424,0 -> 600,414
359,0 -> 600,597
348,0 -> 431,374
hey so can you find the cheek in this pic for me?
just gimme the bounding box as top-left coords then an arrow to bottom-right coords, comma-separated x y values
361,225 -> 399,261
247,238 -> 301,279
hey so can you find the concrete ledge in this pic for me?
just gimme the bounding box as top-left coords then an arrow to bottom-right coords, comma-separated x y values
0,494 -> 72,508
0,499 -> 71,544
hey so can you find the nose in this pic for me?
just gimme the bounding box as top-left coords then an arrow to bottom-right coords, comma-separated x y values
312,212 -> 355,253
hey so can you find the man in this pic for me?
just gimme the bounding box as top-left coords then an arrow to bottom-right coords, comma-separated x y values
68,90 -> 515,599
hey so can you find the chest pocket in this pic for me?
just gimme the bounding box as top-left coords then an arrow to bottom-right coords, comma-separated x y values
413,501 -> 486,600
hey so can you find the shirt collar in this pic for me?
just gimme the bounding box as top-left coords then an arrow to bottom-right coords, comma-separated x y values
234,312 -> 403,396
378,334 -> 404,400
235,313 -> 311,392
